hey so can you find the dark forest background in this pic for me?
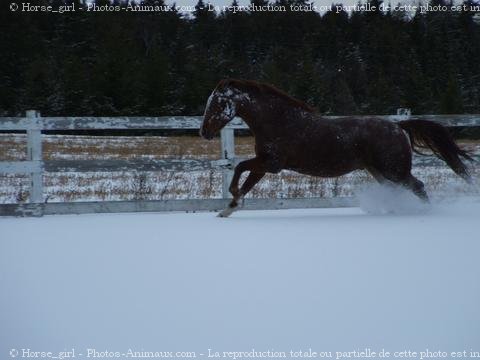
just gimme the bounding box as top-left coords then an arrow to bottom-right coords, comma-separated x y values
1,0 -> 480,117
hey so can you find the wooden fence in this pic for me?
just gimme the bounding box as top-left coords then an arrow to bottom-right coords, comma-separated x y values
0,111 -> 479,217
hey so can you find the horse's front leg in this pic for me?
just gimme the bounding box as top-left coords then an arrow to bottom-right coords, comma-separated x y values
218,158 -> 266,218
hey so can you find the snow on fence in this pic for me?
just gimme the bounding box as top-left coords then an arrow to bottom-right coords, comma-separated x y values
0,110 -> 479,217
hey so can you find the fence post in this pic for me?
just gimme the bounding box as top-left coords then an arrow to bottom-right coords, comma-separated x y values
26,110 -> 43,203
220,127 -> 235,198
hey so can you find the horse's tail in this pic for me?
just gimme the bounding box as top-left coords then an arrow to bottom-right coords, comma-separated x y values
398,120 -> 474,182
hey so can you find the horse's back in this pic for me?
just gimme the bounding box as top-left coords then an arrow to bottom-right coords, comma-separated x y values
282,116 -> 412,177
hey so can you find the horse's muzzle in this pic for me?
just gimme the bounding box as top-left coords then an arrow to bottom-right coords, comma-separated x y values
199,127 -> 214,140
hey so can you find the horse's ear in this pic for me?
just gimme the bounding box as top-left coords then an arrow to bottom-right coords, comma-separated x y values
217,78 -> 232,88
224,78 -> 250,93
217,78 -> 256,95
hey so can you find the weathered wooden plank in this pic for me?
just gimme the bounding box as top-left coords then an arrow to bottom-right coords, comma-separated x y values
1,155 -> 475,175
233,155 -> 479,168
241,196 -> 357,210
1,155 -> 474,175
0,161 -> 42,174
0,116 -> 247,130
2,114 -> 480,130
0,197 -> 357,217
42,199 -> 230,215
412,154 -> 479,167
320,114 -> 480,127
408,115 -> 480,127
43,159 -> 228,172
0,117 -> 41,130
39,116 -> 205,130
0,203 -> 44,217
42,197 -> 357,215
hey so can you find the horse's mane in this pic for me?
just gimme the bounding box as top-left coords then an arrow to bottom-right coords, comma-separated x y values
218,79 -> 315,113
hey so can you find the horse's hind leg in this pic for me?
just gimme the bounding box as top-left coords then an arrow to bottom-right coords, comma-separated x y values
367,167 -> 429,203
404,174 -> 429,202
366,167 -> 386,184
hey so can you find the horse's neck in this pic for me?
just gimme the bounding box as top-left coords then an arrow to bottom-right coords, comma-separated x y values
237,92 -> 298,137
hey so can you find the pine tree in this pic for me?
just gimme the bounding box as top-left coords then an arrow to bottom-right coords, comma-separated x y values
440,76 -> 464,114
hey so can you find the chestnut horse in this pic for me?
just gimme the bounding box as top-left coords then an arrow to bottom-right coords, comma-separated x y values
200,79 -> 473,217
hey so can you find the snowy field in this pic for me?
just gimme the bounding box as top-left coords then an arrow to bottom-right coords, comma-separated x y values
1,197 -> 480,357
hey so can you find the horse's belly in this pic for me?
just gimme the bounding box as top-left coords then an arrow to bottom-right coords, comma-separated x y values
286,157 -> 363,177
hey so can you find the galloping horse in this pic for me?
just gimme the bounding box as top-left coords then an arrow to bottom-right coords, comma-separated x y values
200,79 -> 473,217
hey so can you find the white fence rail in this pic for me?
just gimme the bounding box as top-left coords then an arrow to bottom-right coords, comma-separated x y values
1,111 -> 479,217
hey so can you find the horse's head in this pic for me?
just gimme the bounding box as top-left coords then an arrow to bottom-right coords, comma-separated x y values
200,81 -> 242,140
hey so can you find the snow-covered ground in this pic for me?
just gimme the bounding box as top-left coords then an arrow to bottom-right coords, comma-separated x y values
1,197 -> 479,356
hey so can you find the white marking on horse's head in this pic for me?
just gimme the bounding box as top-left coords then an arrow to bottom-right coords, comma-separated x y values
217,85 -> 251,103
201,84 -> 250,139
204,85 -> 251,118
204,91 -> 215,117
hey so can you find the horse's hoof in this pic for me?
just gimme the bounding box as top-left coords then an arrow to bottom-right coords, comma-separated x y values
217,207 -> 235,218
